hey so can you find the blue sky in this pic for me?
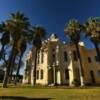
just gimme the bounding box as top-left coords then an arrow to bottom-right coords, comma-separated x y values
0,0 -> 100,47
0,0 -> 100,74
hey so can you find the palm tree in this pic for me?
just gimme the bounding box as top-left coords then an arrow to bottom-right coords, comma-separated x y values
31,25 -> 47,85
0,22 -> 10,60
3,12 -> 30,88
14,37 -> 27,85
84,17 -> 100,63
9,47 -> 19,77
64,19 -> 84,86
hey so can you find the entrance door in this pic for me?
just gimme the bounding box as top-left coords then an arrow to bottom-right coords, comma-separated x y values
65,69 -> 69,80
48,69 -> 53,84
90,70 -> 95,83
65,69 -> 69,85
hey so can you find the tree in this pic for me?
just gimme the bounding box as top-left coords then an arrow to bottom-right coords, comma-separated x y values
14,37 -> 27,85
31,25 -> 47,85
84,17 -> 100,63
2,12 -> 30,88
9,47 -> 19,77
0,22 -> 10,60
64,19 -> 84,86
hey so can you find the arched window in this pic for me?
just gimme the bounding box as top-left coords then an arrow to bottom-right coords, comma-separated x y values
37,51 -> 40,64
52,54 -> 56,62
40,70 -> 44,79
41,50 -> 44,63
64,51 -> 68,62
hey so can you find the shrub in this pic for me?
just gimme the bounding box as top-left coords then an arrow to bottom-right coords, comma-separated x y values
72,79 -> 80,86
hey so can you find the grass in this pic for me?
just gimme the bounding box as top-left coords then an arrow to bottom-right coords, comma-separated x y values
0,84 -> 100,100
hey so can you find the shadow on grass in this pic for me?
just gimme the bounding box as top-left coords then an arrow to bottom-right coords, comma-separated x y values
0,96 -> 51,100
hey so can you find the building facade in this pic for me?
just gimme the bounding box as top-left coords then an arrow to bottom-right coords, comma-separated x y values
23,33 -> 100,86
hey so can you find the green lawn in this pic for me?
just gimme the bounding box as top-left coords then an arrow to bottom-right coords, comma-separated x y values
0,84 -> 100,100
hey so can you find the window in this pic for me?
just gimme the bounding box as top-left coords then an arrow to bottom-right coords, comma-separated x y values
36,70 -> 39,79
98,70 -> 100,77
41,50 -> 44,63
95,56 -> 99,62
40,70 -> 43,79
52,54 -> 56,62
37,51 -> 40,64
52,48 -> 55,52
64,51 -> 68,62
73,50 -> 78,61
90,70 -> 95,83
88,57 -> 91,63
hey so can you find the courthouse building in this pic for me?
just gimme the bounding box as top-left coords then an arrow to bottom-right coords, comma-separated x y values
23,33 -> 100,86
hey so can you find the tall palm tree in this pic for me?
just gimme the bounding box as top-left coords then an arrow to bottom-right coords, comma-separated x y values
14,37 -> 27,85
84,17 -> 100,63
64,19 -> 84,86
31,25 -> 47,85
3,12 -> 30,88
9,47 -> 19,77
0,22 -> 10,60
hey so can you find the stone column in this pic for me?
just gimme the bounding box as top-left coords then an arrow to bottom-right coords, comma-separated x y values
68,51 -> 75,86
31,62 -> 34,85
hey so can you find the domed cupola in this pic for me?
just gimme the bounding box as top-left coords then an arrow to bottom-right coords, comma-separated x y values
49,33 -> 59,41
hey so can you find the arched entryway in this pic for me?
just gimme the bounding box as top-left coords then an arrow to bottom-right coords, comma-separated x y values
90,70 -> 95,83
65,68 -> 69,85
48,69 -> 54,84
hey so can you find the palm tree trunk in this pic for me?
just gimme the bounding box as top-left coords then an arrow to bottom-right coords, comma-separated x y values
1,45 -> 4,53
10,55 -> 16,75
3,45 -> 15,88
0,45 -> 8,65
0,45 -> 4,59
94,44 -> 100,62
75,43 -> 84,86
14,53 -> 23,85
33,48 -> 38,86
8,53 -> 17,84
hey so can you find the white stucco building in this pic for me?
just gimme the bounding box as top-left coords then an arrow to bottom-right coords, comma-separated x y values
23,33 -> 100,86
